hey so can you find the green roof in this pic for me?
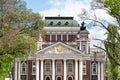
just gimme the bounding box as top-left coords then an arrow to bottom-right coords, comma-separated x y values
45,16 -> 79,27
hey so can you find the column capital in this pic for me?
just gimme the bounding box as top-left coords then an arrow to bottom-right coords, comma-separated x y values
75,59 -> 78,61
40,59 -> 44,61
63,59 -> 67,61
52,59 -> 55,61
79,58 -> 83,61
36,58 -> 39,61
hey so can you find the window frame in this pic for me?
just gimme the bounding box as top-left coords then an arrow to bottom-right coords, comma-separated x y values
82,61 -> 86,74
92,63 -> 97,75
67,62 -> 73,72
56,62 -> 62,73
45,62 -> 51,73
21,62 -> 27,73
32,61 -> 36,73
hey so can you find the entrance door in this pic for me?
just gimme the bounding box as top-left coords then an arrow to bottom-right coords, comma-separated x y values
57,77 -> 61,80
46,77 -> 50,80
68,77 -> 72,80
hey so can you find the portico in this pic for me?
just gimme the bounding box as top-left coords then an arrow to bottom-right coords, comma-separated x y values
35,42 -> 84,80
35,59 -> 83,80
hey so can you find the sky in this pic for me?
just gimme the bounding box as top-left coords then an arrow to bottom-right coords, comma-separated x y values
25,0 -> 115,47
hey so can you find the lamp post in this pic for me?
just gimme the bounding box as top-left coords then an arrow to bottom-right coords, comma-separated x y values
9,62 -> 13,80
9,71 -> 12,80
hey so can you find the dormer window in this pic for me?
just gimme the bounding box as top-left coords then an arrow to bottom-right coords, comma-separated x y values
57,22 -> 61,26
65,22 -> 69,26
49,22 -> 53,26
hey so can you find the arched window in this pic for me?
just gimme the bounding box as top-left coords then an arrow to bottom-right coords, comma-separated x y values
92,63 -> 97,75
65,22 -> 69,26
68,77 -> 72,80
46,63 -> 50,72
46,77 -> 50,80
57,22 -> 61,26
68,63 -> 73,72
57,77 -> 61,80
57,63 -> 62,72
21,63 -> 26,73
49,22 -> 53,26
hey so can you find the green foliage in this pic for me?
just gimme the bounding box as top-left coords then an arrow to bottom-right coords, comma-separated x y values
0,0 -> 45,79
104,0 -> 120,25
104,24 -> 120,79
104,0 -> 120,79
105,24 -> 120,65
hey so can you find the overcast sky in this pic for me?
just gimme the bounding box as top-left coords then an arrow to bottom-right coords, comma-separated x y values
25,0 -> 115,47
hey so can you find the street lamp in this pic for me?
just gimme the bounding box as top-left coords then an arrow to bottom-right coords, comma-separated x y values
9,71 -> 12,80
9,62 -> 13,80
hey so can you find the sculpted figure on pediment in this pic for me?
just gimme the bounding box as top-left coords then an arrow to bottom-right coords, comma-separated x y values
44,45 -> 73,54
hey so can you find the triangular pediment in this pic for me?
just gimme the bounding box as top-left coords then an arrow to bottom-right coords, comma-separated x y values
36,42 -> 83,54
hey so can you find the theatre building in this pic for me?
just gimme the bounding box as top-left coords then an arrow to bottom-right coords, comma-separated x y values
14,16 -> 105,80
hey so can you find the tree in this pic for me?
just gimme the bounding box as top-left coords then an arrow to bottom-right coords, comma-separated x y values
79,0 -> 120,79
105,24 -> 120,80
0,0 -> 45,79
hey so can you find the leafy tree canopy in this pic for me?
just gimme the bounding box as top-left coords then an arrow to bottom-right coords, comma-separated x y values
0,0 -> 45,79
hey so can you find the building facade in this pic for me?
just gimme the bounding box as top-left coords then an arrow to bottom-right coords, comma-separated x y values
14,16 -> 105,80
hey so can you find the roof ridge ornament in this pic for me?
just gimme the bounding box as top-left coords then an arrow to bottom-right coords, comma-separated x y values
58,12 -> 61,17
80,22 -> 86,30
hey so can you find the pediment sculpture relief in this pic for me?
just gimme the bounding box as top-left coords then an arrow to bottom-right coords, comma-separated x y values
44,45 -> 73,54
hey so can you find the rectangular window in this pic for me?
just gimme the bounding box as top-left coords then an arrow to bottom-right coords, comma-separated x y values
63,35 -> 67,41
45,35 -> 50,42
83,61 -> 86,74
45,62 -> 51,73
57,35 -> 61,41
92,63 -> 97,75
52,35 -> 56,42
32,61 -> 36,73
21,63 -> 27,73
81,42 -> 87,53
57,63 -> 62,73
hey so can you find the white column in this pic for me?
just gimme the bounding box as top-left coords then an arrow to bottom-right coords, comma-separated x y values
75,59 -> 78,80
80,41 -> 81,50
41,59 -> 44,80
77,34 -> 80,38
98,62 -> 100,80
64,59 -> 66,80
52,59 -> 55,80
36,59 -> 39,80
79,60 -> 83,80
67,34 -> 68,41
61,34 -> 63,41
101,62 -> 104,80
50,34 -> 52,41
18,59 -> 21,80
86,41 -> 88,54
14,59 -> 18,80
56,34 -> 57,41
